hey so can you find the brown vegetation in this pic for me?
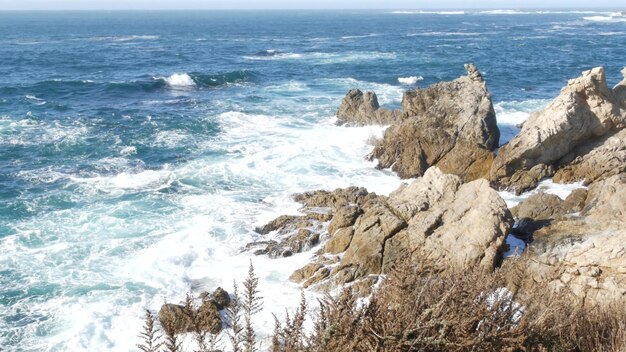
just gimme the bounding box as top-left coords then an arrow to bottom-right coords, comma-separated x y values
139,258 -> 626,352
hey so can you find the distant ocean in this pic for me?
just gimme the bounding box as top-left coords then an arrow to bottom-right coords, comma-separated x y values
1,9 -> 625,351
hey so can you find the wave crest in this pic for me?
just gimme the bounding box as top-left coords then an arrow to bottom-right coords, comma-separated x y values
398,76 -> 423,85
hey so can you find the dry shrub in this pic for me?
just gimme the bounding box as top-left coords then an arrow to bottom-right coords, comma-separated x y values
272,257 -> 626,352
139,260 -> 625,352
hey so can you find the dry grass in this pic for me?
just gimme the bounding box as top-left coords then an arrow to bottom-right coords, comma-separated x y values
271,258 -> 626,352
139,258 -> 626,352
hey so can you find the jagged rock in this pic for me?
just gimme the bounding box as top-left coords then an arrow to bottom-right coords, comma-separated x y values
370,64 -> 499,181
381,172 -> 511,274
159,304 -> 193,334
293,186 -> 374,210
159,299 -> 222,335
327,206 -> 361,235
553,128 -> 626,185
293,168 -> 512,290
525,174 -> 626,306
323,227 -> 354,254
246,226 -> 321,258
334,198 -> 407,281
290,262 -> 324,283
562,188 -> 588,213
254,215 -> 303,235
511,192 -> 567,221
335,89 -> 402,126
509,189 -> 590,236
490,67 -> 626,193
246,187 -> 377,258
211,287 -> 231,310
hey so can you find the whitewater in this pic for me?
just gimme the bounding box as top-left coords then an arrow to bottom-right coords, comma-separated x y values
1,9 -> 625,351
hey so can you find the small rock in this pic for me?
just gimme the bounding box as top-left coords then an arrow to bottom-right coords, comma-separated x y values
211,287 -> 231,310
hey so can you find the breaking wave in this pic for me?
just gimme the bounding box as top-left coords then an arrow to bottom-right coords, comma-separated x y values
398,76 -> 424,85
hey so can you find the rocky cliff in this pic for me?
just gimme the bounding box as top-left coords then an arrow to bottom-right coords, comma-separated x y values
371,64 -> 499,181
336,64 -> 500,182
490,67 -> 626,193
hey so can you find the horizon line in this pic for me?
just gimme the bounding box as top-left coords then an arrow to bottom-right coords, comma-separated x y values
0,7 -> 624,11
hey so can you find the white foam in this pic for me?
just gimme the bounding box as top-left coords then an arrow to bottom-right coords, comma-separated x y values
119,146 -> 137,156
597,31 -> 626,36
91,35 -> 160,42
584,13 -> 626,22
69,167 -> 174,195
398,76 -> 423,85
317,77 -> 404,105
243,51 -> 396,64
152,130 -> 190,148
479,9 -> 529,15
494,99 -> 550,145
498,179 -> 587,209
407,31 -> 480,36
391,10 -> 465,15
0,118 -> 89,147
25,95 -> 47,105
340,33 -> 379,39
158,73 -> 196,88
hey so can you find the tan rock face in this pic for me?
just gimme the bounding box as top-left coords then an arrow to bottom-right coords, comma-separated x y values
280,168 -> 512,290
370,64 -> 499,182
553,128 -> 626,185
246,187 -> 378,258
335,89 -> 402,126
382,176 -> 510,274
490,67 -> 626,193
525,174 -> 626,306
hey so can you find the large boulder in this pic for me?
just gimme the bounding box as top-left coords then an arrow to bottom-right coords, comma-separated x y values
283,168 -> 512,292
335,89 -> 402,126
523,174 -> 626,306
381,171 -> 510,275
369,64 -> 499,182
490,67 -> 626,193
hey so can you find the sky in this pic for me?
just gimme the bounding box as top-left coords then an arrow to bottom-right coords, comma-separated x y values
0,0 -> 624,10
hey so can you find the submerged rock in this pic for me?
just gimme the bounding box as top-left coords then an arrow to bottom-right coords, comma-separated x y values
370,64 -> 499,181
490,66 -> 626,193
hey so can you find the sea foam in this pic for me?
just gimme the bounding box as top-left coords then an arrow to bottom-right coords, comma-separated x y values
158,73 -> 196,88
398,76 -> 423,85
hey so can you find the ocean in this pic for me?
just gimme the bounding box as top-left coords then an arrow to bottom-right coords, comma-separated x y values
0,9 -> 625,351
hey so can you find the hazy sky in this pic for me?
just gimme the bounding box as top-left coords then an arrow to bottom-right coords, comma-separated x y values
0,0 -> 624,10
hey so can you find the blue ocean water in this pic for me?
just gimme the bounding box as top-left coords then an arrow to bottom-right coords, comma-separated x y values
1,9 -> 625,351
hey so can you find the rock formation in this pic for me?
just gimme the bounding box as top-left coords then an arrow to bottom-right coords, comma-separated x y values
520,174 -> 626,306
245,187 -> 379,258
553,128 -> 626,184
369,64 -> 499,181
335,89 -> 402,126
251,168 -> 512,294
158,287 -> 229,335
490,67 -> 626,193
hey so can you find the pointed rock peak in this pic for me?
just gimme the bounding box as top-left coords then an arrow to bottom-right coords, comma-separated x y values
567,66 -> 608,93
615,67 -> 626,90
464,63 -> 483,82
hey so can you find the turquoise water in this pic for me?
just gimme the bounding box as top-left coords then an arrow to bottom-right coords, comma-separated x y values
1,9 -> 625,351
